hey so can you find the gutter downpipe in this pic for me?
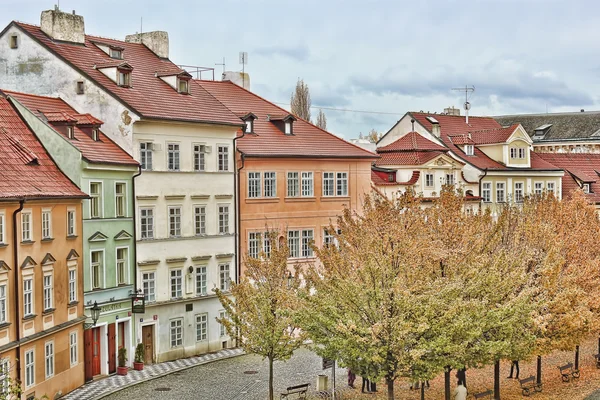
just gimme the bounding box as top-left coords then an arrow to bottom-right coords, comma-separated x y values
131,165 -> 142,295
12,199 -> 24,384
479,169 -> 488,211
233,129 -> 246,285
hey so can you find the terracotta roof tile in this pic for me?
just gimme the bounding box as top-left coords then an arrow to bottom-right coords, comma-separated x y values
0,97 -> 87,199
378,131 -> 446,152
198,80 -> 377,159
537,153 -> 600,203
13,21 -> 242,127
5,90 -> 138,166
376,151 -> 448,166
467,124 -> 520,145
371,170 -> 397,186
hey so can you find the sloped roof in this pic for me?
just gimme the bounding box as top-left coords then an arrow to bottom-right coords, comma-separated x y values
0,97 -> 87,200
410,112 -> 501,136
12,21 -> 242,127
495,111 -> 600,141
377,151 -> 447,166
198,80 -> 377,159
466,124 -> 521,145
5,90 -> 138,166
537,153 -> 600,203
371,170 -> 397,186
378,131 -> 446,152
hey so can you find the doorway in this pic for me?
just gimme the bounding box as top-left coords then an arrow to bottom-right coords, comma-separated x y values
142,325 -> 154,364
92,327 -> 101,376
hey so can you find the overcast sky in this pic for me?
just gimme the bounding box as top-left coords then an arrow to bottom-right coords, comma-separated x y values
3,0 -> 599,139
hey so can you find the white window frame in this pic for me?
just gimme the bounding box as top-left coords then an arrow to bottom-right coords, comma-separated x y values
196,313 -> 208,341
287,172 -> 299,197
142,271 -> 156,302
518,147 -> 526,159
89,181 -> 103,219
69,331 -> 78,366
219,310 -> 228,337
336,172 -> 348,196
196,266 -> 207,296
167,142 -> 180,171
248,172 -> 261,198
116,246 -> 129,285
140,207 -> 154,240
67,208 -> 76,236
170,319 -> 183,348
248,232 -> 261,259
0,285 -> 6,323
68,268 -> 77,303
118,70 -> 131,87
41,209 -> 52,239
264,172 -> 277,197
301,229 -> 314,258
193,144 -> 206,172
45,341 -> 54,379
218,145 -> 229,172
25,349 -> 34,388
218,205 -> 230,234
194,205 -> 207,236
323,172 -> 335,197
496,182 -> 506,203
21,211 -> 32,242
534,182 -> 544,195
445,173 -> 455,186
168,206 -> 182,238
301,172 -> 314,197
425,173 -> 434,188
140,142 -> 153,171
583,183 -> 591,194
263,232 -> 271,258
219,263 -> 230,291
91,250 -> 104,290
464,144 -> 474,156
23,278 -> 33,316
170,269 -> 183,299
547,181 -> 555,194
510,147 -> 517,159
0,358 -> 8,395
288,230 -> 300,258
482,182 -> 491,203
115,182 -> 127,218
43,273 -> 53,311
514,182 -> 524,203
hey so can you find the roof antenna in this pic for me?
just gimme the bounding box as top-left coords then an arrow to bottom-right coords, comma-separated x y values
239,52 -> 248,88
216,57 -> 226,79
452,85 -> 475,124
140,17 -> 143,37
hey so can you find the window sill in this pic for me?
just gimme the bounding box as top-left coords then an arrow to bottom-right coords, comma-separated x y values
0,244 -> 7,248
284,197 -> 316,203
0,322 -> 11,330
67,235 -> 78,240
21,240 -> 35,245
41,237 -> 54,243
42,308 -> 55,316
245,198 -> 280,204
117,283 -> 129,287
68,301 -> 79,306
22,314 -> 36,321
320,196 -> 350,202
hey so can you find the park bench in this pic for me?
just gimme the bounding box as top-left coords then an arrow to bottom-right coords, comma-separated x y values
280,383 -> 310,399
595,354 -> 600,369
558,362 -> 579,382
473,389 -> 493,399
519,375 -> 542,396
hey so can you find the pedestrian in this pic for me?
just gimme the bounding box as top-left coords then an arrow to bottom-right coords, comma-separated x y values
347,369 -> 356,388
453,381 -> 467,400
362,377 -> 370,393
507,360 -> 519,379
455,369 -> 467,388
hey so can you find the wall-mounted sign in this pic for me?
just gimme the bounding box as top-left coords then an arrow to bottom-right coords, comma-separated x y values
132,295 -> 145,314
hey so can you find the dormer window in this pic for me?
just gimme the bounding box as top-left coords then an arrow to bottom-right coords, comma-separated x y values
110,48 -> 123,59
67,126 -> 75,140
9,34 -> 18,49
464,144 -> 474,156
92,129 -> 99,141
245,120 -> 253,133
177,78 -> 189,94
285,122 -> 292,135
118,70 -> 131,87
583,183 -> 591,194
241,113 -> 257,134
267,114 -> 296,134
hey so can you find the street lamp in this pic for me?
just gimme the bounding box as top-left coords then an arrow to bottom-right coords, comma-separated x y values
90,301 -> 101,326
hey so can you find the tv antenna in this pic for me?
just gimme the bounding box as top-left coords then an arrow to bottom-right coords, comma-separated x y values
452,85 -> 475,124
239,51 -> 248,88
215,57 -> 226,78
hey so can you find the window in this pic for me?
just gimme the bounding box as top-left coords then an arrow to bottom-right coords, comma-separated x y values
285,121 -> 292,135
67,126 -> 74,139
68,269 -> 77,303
547,182 -> 555,194
76,80 -> 85,95
219,264 -> 230,291
178,79 -> 189,94
323,172 -> 335,196
168,207 -> 182,238
140,142 -> 153,171
196,314 -> 208,341
21,212 -> 31,241
245,120 -> 253,133
170,269 -> 182,299
518,148 -> 526,159
514,182 -> 524,203
218,205 -> 229,234
301,172 -> 314,197
425,173 -> 434,188
91,251 -> 103,289
170,319 -> 183,348
287,172 -> 299,197
263,232 -> 271,258
0,285 -> 6,323
219,311 -> 227,337
43,274 -> 53,311
482,182 -> 491,202
25,349 -> 34,388
41,210 -> 51,239
0,358 -> 8,395
301,229 -> 314,258
69,332 -> 78,366
324,228 -> 340,248
193,145 -> 205,171
0,214 -> 4,244
110,48 -> 122,59
196,266 -> 207,296
534,182 -> 544,195
510,148 -> 517,159
67,210 -> 76,236
45,341 -> 54,378
9,35 -> 18,49
218,146 -> 229,172
118,70 -> 131,87
496,182 -> 505,203
116,248 -> 128,285
464,145 -> 474,156
583,183 -> 591,194
23,279 -> 33,316
140,208 -> 154,239
288,230 -> 300,258
248,172 -> 261,198
248,232 -> 260,259
445,173 -> 455,186
336,173 -> 348,196
194,206 -> 206,235
92,129 -> 99,141
90,182 -> 102,218
264,172 -> 276,197
167,143 -> 180,171
142,272 -> 155,302
115,183 -> 126,217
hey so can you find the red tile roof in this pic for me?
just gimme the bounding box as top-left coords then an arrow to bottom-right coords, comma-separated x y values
5,90 -> 138,166
13,21 -> 242,127
198,80 -> 377,159
467,124 -> 520,145
536,153 -> 600,203
410,112 -> 502,136
377,150 -> 447,166
371,170 -> 397,186
0,97 -> 87,199
378,131 -> 446,152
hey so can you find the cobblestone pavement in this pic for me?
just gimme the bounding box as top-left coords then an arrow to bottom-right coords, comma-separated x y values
62,348 -> 244,400
103,347 -> 351,400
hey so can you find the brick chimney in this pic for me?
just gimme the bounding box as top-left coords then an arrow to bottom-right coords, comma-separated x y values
125,32 -> 169,59
222,71 -> 250,90
40,6 -> 85,44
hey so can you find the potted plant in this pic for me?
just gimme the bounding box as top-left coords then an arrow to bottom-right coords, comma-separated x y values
134,343 -> 145,371
117,347 -> 128,375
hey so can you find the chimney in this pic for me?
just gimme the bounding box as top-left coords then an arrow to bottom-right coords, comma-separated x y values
431,122 -> 441,137
443,106 -> 460,116
222,71 -> 250,90
40,7 -> 85,44
125,31 -> 169,59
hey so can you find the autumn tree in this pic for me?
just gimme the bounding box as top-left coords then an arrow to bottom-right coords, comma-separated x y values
215,231 -> 305,400
315,108 -> 327,130
290,78 -> 311,121
367,129 -> 381,143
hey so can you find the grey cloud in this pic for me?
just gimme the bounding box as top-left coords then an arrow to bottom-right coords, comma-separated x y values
253,45 -> 310,62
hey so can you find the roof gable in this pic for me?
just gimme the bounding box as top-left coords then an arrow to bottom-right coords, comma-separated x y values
378,131 -> 447,152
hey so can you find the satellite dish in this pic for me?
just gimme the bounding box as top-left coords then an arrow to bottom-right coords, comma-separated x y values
464,101 -> 471,111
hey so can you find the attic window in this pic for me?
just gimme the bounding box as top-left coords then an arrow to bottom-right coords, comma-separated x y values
285,121 -> 292,135
426,116 -> 439,124
388,173 -> 395,182
9,34 -> 18,49
245,120 -> 253,133
464,144 -> 474,156
118,70 -> 131,87
583,183 -> 591,194
92,129 -> 99,141
177,78 -> 189,94
67,126 -> 75,140
110,48 -> 123,59
76,81 -> 84,95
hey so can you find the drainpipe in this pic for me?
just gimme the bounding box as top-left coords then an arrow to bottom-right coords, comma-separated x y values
233,130 -> 246,284
131,165 -> 142,295
479,169 -> 488,210
12,199 -> 24,384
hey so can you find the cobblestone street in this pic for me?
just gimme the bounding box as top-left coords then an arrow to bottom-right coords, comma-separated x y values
103,348 -> 348,400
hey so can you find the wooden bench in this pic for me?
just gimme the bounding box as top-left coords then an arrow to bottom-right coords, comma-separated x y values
473,389 -> 493,399
595,354 -> 600,369
519,375 -> 542,396
280,383 -> 310,399
558,362 -> 579,382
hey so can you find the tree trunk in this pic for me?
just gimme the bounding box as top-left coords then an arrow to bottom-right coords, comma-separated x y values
268,355 -> 274,400
386,377 -> 394,400
444,367 -> 451,400
575,345 -> 580,370
420,383 -> 425,400
494,360 -> 500,400
536,356 -> 542,385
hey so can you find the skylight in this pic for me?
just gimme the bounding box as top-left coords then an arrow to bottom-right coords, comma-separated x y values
426,116 -> 439,124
